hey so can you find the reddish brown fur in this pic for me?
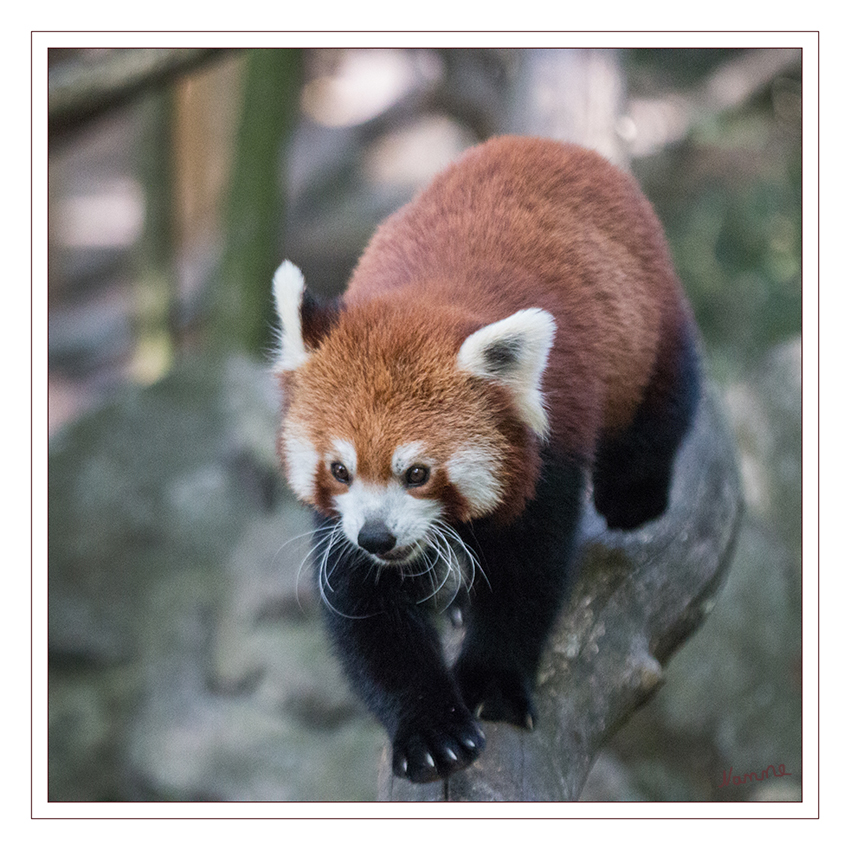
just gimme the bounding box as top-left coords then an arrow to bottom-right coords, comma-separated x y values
283,136 -> 692,521
284,295 -> 538,522
274,138 -> 699,780
345,136 -> 691,454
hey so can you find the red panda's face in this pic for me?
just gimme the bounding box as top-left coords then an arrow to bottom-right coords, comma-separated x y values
271,261 -> 555,565
281,427 -> 494,564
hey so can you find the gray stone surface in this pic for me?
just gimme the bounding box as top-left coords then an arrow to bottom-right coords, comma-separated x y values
48,355 -> 383,801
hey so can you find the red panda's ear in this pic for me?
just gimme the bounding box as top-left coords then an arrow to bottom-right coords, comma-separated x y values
457,308 -> 556,438
272,260 -> 311,373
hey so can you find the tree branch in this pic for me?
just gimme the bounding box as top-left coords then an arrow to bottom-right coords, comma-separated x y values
48,47 -> 234,139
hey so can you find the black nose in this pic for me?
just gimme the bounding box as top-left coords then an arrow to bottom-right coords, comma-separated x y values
358,520 -> 397,556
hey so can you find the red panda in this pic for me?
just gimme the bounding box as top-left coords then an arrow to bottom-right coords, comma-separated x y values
272,136 -> 700,784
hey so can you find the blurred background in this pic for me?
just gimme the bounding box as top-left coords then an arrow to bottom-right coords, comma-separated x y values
47,47 -> 803,802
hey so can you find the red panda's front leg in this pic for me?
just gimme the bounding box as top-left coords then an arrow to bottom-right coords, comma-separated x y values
316,518 -> 486,783
453,452 -> 585,730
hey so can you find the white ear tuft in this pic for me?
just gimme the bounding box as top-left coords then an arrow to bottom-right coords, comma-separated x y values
272,260 -> 310,372
457,308 -> 556,438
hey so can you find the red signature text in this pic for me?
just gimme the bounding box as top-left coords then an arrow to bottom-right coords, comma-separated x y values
718,764 -> 792,789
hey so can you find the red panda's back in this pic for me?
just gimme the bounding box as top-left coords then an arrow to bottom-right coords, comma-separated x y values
345,136 -> 691,457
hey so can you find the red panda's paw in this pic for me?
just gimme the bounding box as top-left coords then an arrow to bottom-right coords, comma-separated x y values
392,706 -> 486,784
456,666 -> 538,732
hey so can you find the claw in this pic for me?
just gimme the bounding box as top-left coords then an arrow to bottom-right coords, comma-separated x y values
524,713 -> 535,731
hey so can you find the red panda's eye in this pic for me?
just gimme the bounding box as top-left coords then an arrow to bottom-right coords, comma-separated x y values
331,462 -> 350,484
404,465 -> 429,487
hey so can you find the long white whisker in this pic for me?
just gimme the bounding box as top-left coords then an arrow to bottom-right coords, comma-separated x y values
317,525 -> 342,602
315,523 -> 375,620
400,549 -> 436,579
435,519 -> 488,592
438,526 -> 467,611
273,526 -> 323,560
454,521 -> 491,592
415,552 -> 444,604
293,524 -> 337,613
416,524 -> 459,607
319,523 -> 345,594
430,542 -> 453,598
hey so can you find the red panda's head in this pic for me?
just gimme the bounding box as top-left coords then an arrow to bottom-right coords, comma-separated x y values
271,261 -> 555,564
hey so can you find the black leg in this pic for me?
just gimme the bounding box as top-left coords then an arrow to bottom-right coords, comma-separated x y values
593,318 -> 700,531
316,523 -> 485,783
454,454 -> 584,729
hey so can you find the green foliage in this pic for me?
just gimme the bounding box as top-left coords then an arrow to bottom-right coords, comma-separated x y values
631,60 -> 802,382
626,48 -> 748,91
209,49 -> 303,357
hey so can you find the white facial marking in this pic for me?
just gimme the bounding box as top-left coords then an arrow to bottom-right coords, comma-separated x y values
391,442 -> 432,478
446,444 -> 504,516
335,480 -> 442,557
328,438 -> 357,477
282,424 -> 320,502
271,260 -> 310,373
457,308 -> 556,438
